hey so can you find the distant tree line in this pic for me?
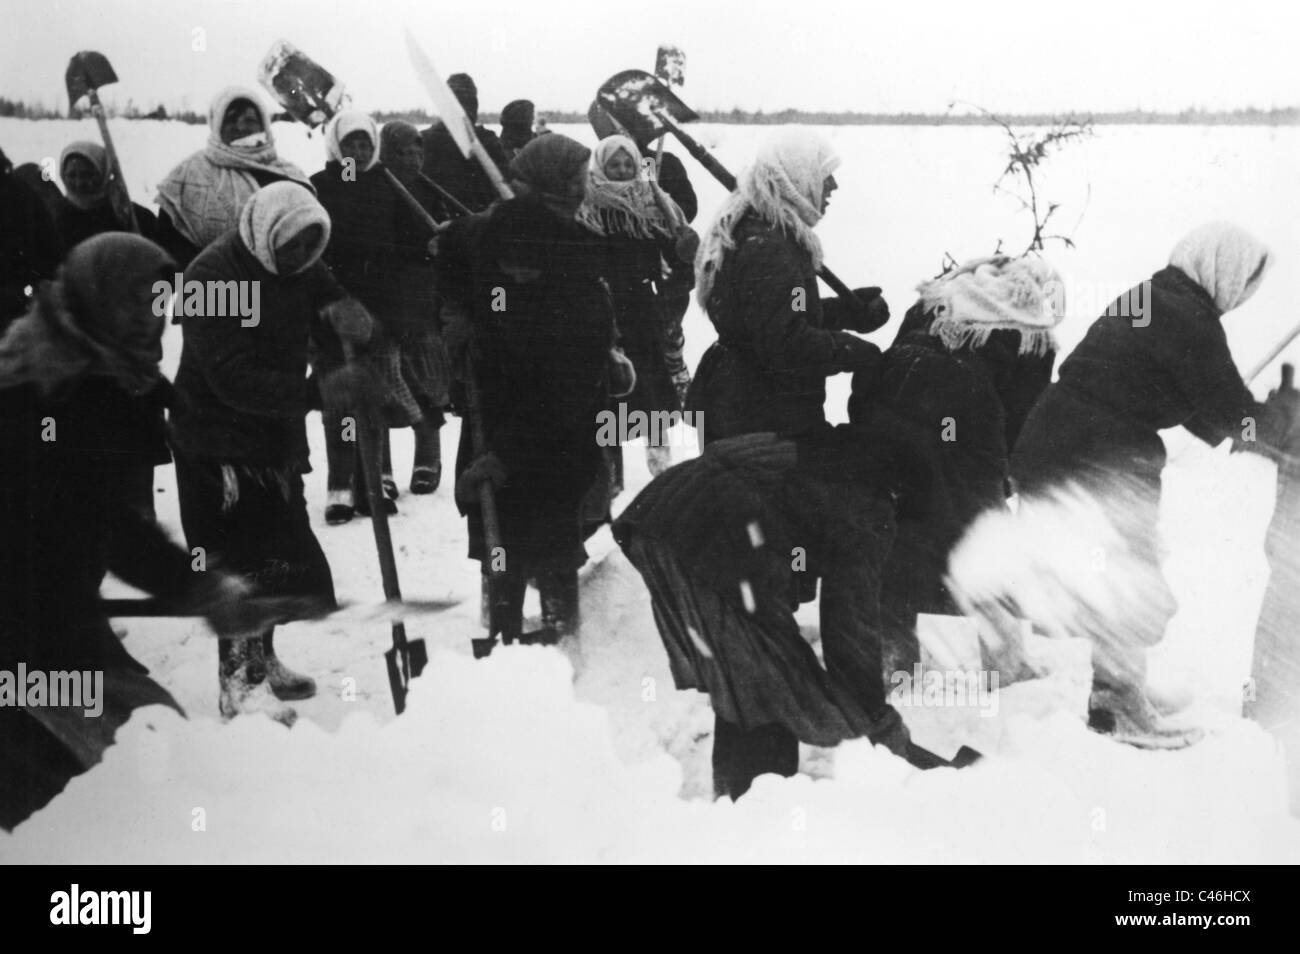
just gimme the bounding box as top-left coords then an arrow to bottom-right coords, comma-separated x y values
2,96 -> 1296,127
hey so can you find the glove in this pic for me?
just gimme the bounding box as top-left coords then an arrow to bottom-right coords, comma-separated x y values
673,227 -> 700,266
320,297 -> 374,347
839,286 -> 891,333
456,452 -> 507,504
832,332 -> 883,375
1263,364 -> 1300,456
191,570 -> 262,641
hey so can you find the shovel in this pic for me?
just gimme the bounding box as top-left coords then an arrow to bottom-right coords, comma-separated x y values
65,51 -> 138,233
595,70 -> 869,311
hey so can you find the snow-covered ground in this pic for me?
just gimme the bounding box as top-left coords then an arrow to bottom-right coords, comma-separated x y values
1,117 -> 1298,862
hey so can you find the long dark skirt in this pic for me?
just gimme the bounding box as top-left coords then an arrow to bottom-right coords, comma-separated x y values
175,455 -> 336,605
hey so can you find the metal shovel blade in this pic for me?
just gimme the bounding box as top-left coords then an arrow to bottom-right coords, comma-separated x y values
596,69 -> 699,152
66,50 -> 118,107
384,623 -> 429,715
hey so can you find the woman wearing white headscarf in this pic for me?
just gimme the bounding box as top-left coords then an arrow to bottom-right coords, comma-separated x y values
688,127 -> 889,445
1013,222 -> 1287,743
171,182 -> 374,724
156,87 -> 312,266
55,140 -> 159,250
577,134 -> 693,476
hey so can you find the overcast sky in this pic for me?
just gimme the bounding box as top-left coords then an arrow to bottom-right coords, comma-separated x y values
3,0 -> 1297,116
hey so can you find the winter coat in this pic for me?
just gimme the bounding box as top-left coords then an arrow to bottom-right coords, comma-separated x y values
613,426 -> 927,745
1013,265 -> 1278,495
170,229 -> 347,467
421,121 -> 510,214
596,228 -> 682,416
54,199 -> 159,253
0,378 -> 193,673
656,152 -> 698,223
438,194 -> 616,569
861,303 -> 1056,666
0,168 -> 63,331
687,211 -> 878,442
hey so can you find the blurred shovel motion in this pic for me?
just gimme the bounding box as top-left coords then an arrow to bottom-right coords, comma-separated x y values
64,50 -> 139,232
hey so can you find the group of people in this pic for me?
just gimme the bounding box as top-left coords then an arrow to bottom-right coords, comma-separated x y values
1,66 -> 1296,823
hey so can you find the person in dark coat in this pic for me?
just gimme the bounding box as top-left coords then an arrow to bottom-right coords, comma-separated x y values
11,161 -> 64,221
310,112 -> 424,523
577,134 -> 696,476
421,73 -> 510,214
861,255 -> 1062,674
498,99 -> 536,164
688,128 -> 889,445
171,182 -> 372,724
0,146 -> 63,334
614,424 -> 972,799
54,140 -> 159,249
156,86 -> 312,267
1013,222 -> 1287,740
443,134 -> 616,646
379,119 -> 452,495
0,233 -> 259,830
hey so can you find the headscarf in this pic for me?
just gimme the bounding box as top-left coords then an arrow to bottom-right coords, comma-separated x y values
155,86 -> 311,249
380,120 -> 421,163
58,140 -> 110,210
324,110 -> 380,172
695,127 -> 840,305
1169,222 -> 1272,315
575,134 -> 682,240
0,233 -> 175,397
508,134 -> 592,198
915,255 -> 1065,356
237,181 -> 331,276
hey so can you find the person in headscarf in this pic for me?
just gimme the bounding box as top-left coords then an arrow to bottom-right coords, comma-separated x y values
498,99 -> 536,164
0,233 -> 262,831
420,72 -> 510,213
0,146 -> 63,333
54,140 -> 159,250
309,111 -> 423,523
378,119 -> 452,497
576,134 -> 695,477
1012,222 -> 1288,741
688,127 -> 889,446
439,134 -> 616,647
854,255 -> 1063,679
171,182 -> 375,724
155,87 -> 312,266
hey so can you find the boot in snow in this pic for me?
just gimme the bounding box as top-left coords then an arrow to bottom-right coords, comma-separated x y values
325,489 -> 354,526
1088,683 -> 1203,749
218,637 -> 297,726
263,632 -> 317,701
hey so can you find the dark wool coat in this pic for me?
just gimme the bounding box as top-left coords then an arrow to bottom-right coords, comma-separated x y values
54,199 -> 159,253
421,122 -> 510,214
1013,265 -> 1279,495
438,194 -> 616,570
170,230 -> 346,468
688,211 -> 879,442
0,169 -> 63,330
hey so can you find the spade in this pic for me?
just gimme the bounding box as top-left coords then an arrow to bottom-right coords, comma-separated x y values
64,51 -> 138,233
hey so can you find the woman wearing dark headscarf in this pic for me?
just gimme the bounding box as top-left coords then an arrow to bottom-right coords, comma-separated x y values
577,134 -> 696,477
156,87 -> 312,266
499,99 -> 536,164
54,140 -> 159,250
0,233 -> 258,830
441,134 -> 617,646
310,111 -> 423,522
172,182 -> 374,724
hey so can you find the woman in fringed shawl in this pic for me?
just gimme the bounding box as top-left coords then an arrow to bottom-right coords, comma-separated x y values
155,87 -> 312,266
1012,223 -> 1288,742
309,111 -> 423,524
853,255 -> 1063,682
0,234 -> 258,831
54,140 -> 159,250
577,134 -> 695,477
171,182 -> 375,725
689,128 -> 888,448
445,134 -> 616,646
